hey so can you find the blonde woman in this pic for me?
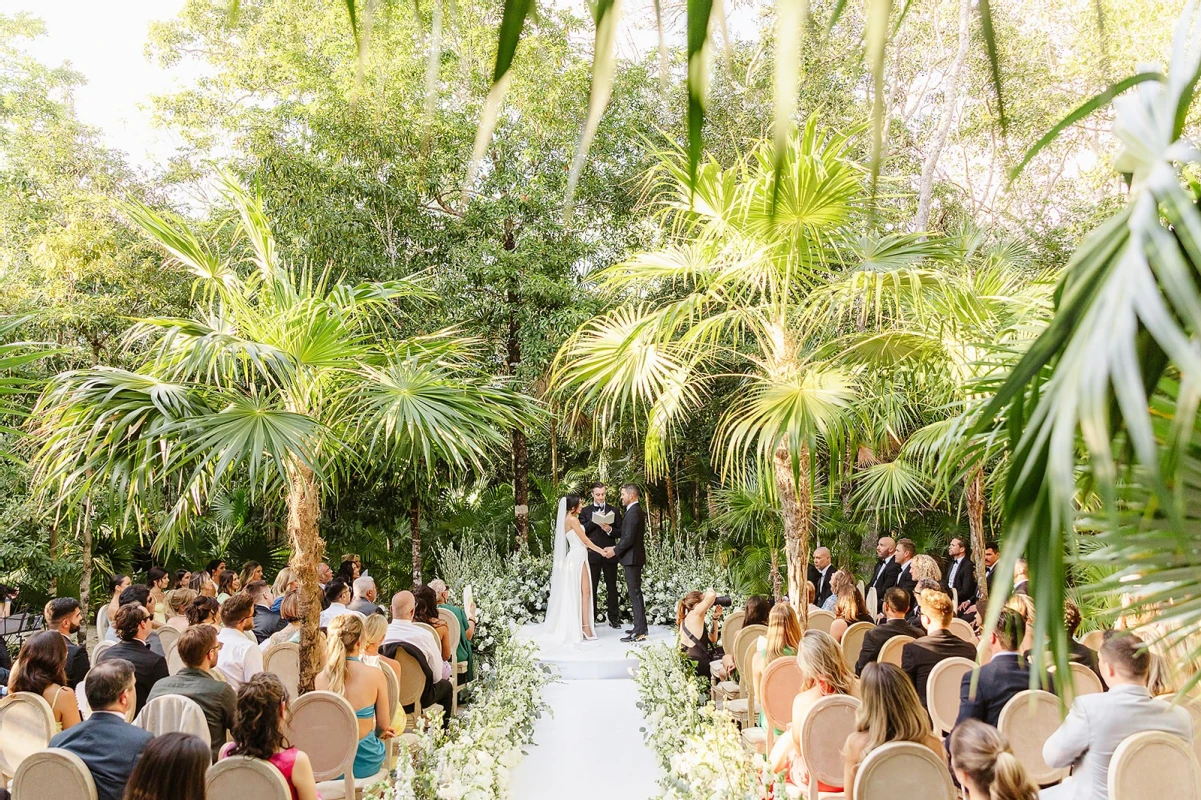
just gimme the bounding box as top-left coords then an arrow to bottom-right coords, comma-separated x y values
751,603 -> 802,734
315,615 -> 394,778
820,570 -> 855,612
769,630 -> 857,792
909,554 -> 942,584
165,589 -> 198,632
359,613 -> 405,728
949,719 -> 1039,800
1005,594 -> 1036,655
271,567 -> 298,611
262,591 -> 303,650
842,662 -> 944,798
829,587 -> 874,643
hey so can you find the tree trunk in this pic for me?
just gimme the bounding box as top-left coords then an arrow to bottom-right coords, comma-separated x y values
774,438 -> 812,625
665,470 -> 677,531
410,495 -> 422,587
78,511 -> 92,648
966,465 -> 988,607
49,525 -> 58,596
513,428 -> 529,547
913,0 -> 971,232
550,405 -> 559,485
286,461 -> 325,694
770,548 -> 782,603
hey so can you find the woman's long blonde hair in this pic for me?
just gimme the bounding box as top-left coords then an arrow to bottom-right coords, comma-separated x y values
322,615 -> 364,695
950,719 -> 1039,800
271,567 -> 296,597
796,630 -> 855,696
765,603 -> 802,663
834,587 -> 869,623
854,662 -> 931,754
361,613 -> 387,649
910,554 -> 942,583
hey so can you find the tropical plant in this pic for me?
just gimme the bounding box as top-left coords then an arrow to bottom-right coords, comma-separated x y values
27,175 -> 537,690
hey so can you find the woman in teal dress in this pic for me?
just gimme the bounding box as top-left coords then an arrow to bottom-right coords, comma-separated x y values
751,603 -> 802,734
316,614 -> 395,779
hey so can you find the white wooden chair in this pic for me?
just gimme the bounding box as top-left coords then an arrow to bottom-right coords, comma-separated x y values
156,625 -> 180,657
854,740 -> 955,800
207,755 -> 290,800
925,656 -> 975,737
948,618 -> 978,645
724,625 -> 767,727
1080,629 -> 1105,651
876,635 -> 914,667
1108,730 -> 1201,800
288,690 -> 387,800
95,606 -> 110,642
839,622 -> 875,670
438,607 -> 465,715
91,640 -> 115,663
807,609 -> 835,634
713,610 -> 746,704
243,629 -> 258,644
0,691 -> 57,783
1068,662 -> 1104,697
799,694 -> 861,800
756,656 -> 803,752
865,586 -> 878,617
997,690 -> 1069,786
166,639 -> 186,676
134,693 -> 211,749
393,646 -> 443,731
75,682 -> 91,720
377,658 -> 401,766
12,747 -> 97,800
263,642 -> 301,700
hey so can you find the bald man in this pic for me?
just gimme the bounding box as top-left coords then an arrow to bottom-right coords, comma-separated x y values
868,536 -> 902,612
808,547 -> 835,607
382,591 -> 443,679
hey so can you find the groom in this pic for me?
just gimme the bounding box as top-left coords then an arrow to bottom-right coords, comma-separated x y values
605,483 -> 647,643
579,482 -> 623,628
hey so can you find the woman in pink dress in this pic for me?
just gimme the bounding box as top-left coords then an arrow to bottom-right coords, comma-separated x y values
220,673 -> 320,800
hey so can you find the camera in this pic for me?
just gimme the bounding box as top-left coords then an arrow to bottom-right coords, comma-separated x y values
713,595 -> 732,608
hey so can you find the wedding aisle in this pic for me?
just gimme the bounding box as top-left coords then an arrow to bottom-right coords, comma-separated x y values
509,624 -> 670,800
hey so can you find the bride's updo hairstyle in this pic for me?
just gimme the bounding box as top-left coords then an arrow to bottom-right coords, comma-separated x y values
565,494 -> 582,514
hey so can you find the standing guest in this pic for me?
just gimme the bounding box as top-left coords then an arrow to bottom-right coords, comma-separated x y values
901,589 -> 976,709
382,590 -> 454,709
336,559 -> 360,584
943,537 -> 977,617
216,570 -> 240,603
105,574 -> 131,625
829,584 -> 874,643
983,542 -> 1000,593
220,673 -> 320,800
147,625 -> 236,761
808,547 -> 835,607
247,580 -> 285,643
743,595 -> 771,628
262,590 -> 303,650
414,584 -> 453,665
1042,632 -> 1192,800
121,732 -> 209,800
750,603 -> 801,734
164,589 -> 197,632
1064,599 -> 1102,678
317,563 -> 333,590
856,588 -> 926,675
1012,558 -> 1030,596
50,660 -> 154,800
894,539 -> 918,596
146,567 -> 170,622
185,595 -> 221,628
172,569 -> 192,591
677,590 -> 735,679
315,615 -> 394,779
349,576 -> 385,617
271,567 -> 297,612
8,630 -> 82,731
821,570 -> 854,612
950,719 -> 1039,800
96,604 -> 168,715
579,481 -> 623,626
320,578 -> 364,627
843,662 -> 945,799
867,536 -> 901,610
954,608 -> 1044,728
430,578 -> 475,682
216,593 -> 263,690
43,597 -> 90,688
239,561 -> 264,587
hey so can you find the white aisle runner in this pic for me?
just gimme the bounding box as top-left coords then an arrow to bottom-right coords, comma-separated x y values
509,624 -> 669,800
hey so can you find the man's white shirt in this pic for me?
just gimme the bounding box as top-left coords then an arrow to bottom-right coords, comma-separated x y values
216,626 -> 263,690
383,619 -> 447,680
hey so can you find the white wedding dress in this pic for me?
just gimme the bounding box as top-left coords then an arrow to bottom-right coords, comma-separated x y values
544,498 -> 594,644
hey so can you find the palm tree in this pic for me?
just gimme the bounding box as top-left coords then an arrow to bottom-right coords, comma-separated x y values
28,176 -> 536,690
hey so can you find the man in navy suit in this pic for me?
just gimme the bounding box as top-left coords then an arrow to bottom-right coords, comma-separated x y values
51,660 -> 154,800
954,607 -> 1049,728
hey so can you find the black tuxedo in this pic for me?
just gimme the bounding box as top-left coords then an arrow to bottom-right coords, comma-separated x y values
984,565 -> 996,594
63,633 -> 90,689
808,564 -> 835,607
955,652 -> 1049,728
895,561 -> 917,595
614,501 -> 647,635
868,556 -> 901,611
943,556 -> 977,614
1069,639 -> 1102,679
855,617 -> 926,675
900,629 -> 978,708
579,502 -> 623,623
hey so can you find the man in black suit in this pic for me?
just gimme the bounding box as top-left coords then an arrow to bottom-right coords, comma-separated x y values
867,536 -> 902,612
983,541 -> 1000,594
607,484 -> 647,642
807,547 -> 835,607
901,588 -> 978,708
1012,558 -> 1030,596
51,660 -> 154,800
856,588 -> 926,675
894,538 -> 918,597
942,536 -> 978,618
954,607 -> 1048,728
96,603 -> 169,716
44,597 -> 89,689
248,580 -> 287,642
579,481 -> 623,628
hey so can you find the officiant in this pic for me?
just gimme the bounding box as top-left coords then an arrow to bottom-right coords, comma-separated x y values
579,481 -> 623,628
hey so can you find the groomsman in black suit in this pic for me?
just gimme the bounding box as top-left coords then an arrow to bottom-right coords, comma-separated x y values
894,538 -> 918,597
579,482 -> 623,628
807,547 -> 835,607
983,541 -> 1000,593
942,536 -> 977,617
867,536 -> 902,612
608,484 -> 647,642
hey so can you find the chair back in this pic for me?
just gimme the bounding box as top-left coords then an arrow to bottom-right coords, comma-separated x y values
95,606 -> 109,641
1068,662 -> 1104,697
732,625 -> 767,692
876,635 -> 914,667
865,586 -> 878,615
157,624 -> 180,655
799,694 -> 861,796
925,656 -> 975,735
380,660 -> 400,722
854,741 -> 955,800
948,618 -> 978,645
263,642 -> 301,700
392,646 -> 427,729
11,748 -> 97,800
951,587 -> 958,610
759,657 -> 803,748
1108,730 -> 1201,800
0,691 -> 56,778
1178,699 -> 1201,771
807,609 -> 835,634
74,682 -> 91,720
134,693 -> 211,748
997,690 -> 1069,785
166,639 -> 185,676
206,755 -> 291,800
92,640 -> 115,663
415,621 -> 439,642
286,690 -> 358,800
1080,629 -> 1105,651
856,579 -> 865,596
438,608 -> 461,649
839,622 -> 875,668
721,610 -> 745,648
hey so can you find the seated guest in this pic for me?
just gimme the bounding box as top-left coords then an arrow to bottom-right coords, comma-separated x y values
317,562 -> 334,591
107,585 -> 165,657
743,594 -> 771,627
954,608 -> 1042,728
337,559 -> 361,584
185,594 -> 221,628
1005,593 -> 1036,656
96,604 -> 168,715
262,590 -> 303,650
248,580 -> 285,643
220,673 -> 320,800
414,584 -> 453,666
856,588 -> 925,675
8,630 -> 82,731
320,578 -> 364,627
829,584 -> 874,643
359,613 -> 404,693
207,559 -> 227,585
44,597 -> 90,688
910,554 -> 943,585
121,731 -> 209,800
349,576 -> 385,617
805,582 -> 821,617
431,578 -> 475,682
240,560 -> 264,587
172,569 -> 192,590
906,577 -> 943,627
270,567 -> 297,612
105,574 -> 131,626
340,553 -> 362,572
164,589 -> 197,632
677,590 -> 735,679
146,566 -> 170,623
769,630 -> 857,792
820,570 -> 854,612
1042,632 -> 1192,800
751,602 -> 801,734
216,570 -> 240,603
216,592 -> 263,689
187,570 -> 215,597
315,615 -> 395,779
950,719 -> 1039,800
146,625 -> 236,761
1064,599 -> 1101,678
382,590 -> 454,711
901,589 -> 976,709
50,660 -> 154,800
843,662 -> 945,799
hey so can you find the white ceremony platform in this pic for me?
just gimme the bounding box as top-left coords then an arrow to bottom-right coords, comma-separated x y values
508,623 -> 670,799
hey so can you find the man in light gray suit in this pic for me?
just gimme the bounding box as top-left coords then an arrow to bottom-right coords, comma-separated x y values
1042,631 -> 1192,800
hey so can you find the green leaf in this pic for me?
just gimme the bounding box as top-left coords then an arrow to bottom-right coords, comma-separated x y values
566,0 -> 625,216
976,0 -> 1007,133
686,0 -> 715,202
864,0 -> 892,200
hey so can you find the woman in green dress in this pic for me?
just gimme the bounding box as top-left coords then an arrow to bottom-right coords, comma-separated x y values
751,602 -> 802,733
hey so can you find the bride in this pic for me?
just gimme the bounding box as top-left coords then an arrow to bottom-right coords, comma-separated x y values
544,494 -> 608,643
